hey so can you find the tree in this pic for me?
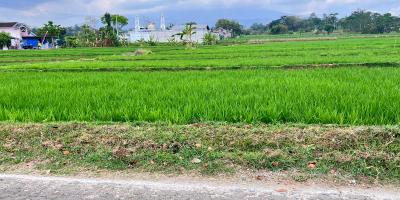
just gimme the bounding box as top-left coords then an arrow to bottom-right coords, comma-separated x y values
339,10 -> 400,34
64,36 -> 79,48
101,13 -> 112,28
281,16 -> 303,32
175,22 -> 197,46
36,21 -> 66,46
324,24 -> 335,34
99,12 -> 119,47
102,14 -> 128,33
270,24 -> 288,34
249,23 -> 268,35
0,32 -> 11,48
322,13 -> 338,33
77,24 -> 97,47
304,13 -> 322,32
64,25 -> 82,36
215,19 -> 243,37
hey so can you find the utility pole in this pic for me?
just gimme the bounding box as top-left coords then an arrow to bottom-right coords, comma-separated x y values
116,16 -> 119,35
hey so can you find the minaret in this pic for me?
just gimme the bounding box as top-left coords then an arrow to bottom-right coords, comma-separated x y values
160,14 -> 166,31
135,16 -> 140,32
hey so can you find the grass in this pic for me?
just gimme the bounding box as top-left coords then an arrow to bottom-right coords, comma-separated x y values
0,67 -> 400,125
1,37 -> 400,70
0,123 -> 398,182
0,35 -> 400,181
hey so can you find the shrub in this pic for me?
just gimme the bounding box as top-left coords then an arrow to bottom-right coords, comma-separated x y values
270,24 -> 289,35
64,36 -> 79,48
203,33 -> 218,45
0,32 -> 11,48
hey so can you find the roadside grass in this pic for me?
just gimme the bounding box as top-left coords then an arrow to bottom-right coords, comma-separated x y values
0,123 -> 399,182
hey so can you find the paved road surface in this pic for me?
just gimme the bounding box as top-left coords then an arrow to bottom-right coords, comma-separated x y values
0,174 -> 399,200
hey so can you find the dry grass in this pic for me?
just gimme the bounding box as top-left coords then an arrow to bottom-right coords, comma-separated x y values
0,123 -> 398,183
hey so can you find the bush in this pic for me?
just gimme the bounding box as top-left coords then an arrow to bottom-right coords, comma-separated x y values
147,36 -> 158,46
203,33 -> 218,45
167,37 -> 180,46
64,36 -> 79,48
270,24 -> 289,35
0,32 -> 11,48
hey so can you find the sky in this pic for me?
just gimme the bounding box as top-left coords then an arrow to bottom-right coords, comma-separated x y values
1,0 -> 400,28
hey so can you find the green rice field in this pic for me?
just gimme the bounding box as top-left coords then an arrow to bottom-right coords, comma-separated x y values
1,36 -> 400,70
1,36 -> 400,125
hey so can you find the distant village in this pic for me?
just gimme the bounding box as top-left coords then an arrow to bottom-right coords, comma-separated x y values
0,14 -> 233,50
2,9 -> 399,50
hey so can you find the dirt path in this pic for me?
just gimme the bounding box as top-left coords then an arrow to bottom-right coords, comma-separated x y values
0,174 -> 399,200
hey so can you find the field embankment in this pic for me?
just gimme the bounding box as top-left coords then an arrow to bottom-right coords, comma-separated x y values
1,123 -> 399,183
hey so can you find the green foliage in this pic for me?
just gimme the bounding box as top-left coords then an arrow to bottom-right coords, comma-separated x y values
203,33 -> 218,45
175,23 -> 197,47
215,19 -> 243,36
167,37 -> 180,46
101,13 -> 112,28
0,32 -> 11,48
270,24 -> 289,34
249,23 -> 268,35
111,14 -> 128,29
35,21 -> 66,40
64,36 -> 79,48
147,36 -> 159,46
251,10 -> 400,35
77,24 -> 97,47
324,24 -> 335,34
101,13 -> 128,33
341,10 -> 400,34
99,13 -> 119,47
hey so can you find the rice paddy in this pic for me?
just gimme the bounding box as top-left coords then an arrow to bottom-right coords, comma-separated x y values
0,67 -> 399,125
0,36 -> 400,125
1,36 -> 400,71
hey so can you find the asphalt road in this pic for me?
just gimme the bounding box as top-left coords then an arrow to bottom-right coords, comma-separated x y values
0,174 -> 399,200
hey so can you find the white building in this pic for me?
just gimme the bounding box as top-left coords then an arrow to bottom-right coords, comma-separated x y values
127,15 -> 211,43
0,22 -> 30,49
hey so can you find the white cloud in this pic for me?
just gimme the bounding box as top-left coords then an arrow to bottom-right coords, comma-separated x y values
0,0 -> 398,26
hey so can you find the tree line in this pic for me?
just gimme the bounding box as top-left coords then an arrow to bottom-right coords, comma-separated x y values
3,9 -> 399,49
30,13 -> 128,48
246,10 -> 400,35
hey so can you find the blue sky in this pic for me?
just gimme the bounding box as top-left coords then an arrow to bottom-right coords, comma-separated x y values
1,0 -> 400,28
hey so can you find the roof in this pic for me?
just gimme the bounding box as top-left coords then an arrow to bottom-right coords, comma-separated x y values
170,24 -> 210,31
0,22 -> 18,28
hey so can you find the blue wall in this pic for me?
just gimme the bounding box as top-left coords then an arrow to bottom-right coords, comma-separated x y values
22,38 -> 39,49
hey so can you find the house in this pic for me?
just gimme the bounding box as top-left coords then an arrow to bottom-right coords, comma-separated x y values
212,28 -> 233,39
0,22 -> 30,49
